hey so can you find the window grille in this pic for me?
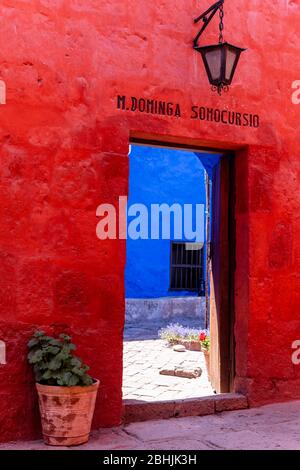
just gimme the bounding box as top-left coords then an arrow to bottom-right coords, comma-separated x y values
170,242 -> 205,295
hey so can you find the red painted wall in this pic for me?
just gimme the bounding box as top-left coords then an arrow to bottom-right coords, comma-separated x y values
0,1 -> 299,442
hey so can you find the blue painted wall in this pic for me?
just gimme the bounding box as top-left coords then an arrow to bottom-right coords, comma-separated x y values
125,145 -> 217,299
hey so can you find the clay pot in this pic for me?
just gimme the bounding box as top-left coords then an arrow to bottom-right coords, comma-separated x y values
36,380 -> 99,446
179,340 -> 202,351
186,340 -> 202,352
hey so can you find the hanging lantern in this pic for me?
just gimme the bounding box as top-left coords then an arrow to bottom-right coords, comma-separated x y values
193,1 -> 246,95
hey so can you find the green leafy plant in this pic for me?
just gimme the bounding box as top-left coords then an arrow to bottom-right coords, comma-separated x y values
27,331 -> 93,387
201,336 -> 210,352
198,331 -> 210,351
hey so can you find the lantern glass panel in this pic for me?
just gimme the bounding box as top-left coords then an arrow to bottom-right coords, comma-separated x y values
225,48 -> 238,81
205,48 -> 222,80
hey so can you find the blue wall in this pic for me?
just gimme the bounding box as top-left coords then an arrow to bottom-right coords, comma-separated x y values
125,145 -> 215,299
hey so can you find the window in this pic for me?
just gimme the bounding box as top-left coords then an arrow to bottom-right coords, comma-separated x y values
170,242 -> 205,294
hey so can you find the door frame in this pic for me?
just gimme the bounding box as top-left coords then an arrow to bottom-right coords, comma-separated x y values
209,153 -> 236,393
129,137 -> 236,394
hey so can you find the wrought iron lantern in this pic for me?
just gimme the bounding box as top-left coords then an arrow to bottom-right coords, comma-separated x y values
193,0 -> 245,94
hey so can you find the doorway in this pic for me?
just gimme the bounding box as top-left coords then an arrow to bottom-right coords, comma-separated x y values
123,140 -> 235,405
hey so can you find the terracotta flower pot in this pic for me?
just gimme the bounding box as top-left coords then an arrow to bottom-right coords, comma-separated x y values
183,340 -> 202,352
171,340 -> 202,351
36,379 -> 99,446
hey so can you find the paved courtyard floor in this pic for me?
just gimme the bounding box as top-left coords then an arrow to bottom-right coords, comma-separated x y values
1,401 -> 300,450
123,339 -> 215,402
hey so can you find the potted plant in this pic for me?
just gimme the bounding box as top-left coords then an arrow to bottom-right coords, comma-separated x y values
27,331 -> 99,446
158,324 -> 196,350
158,323 -> 206,351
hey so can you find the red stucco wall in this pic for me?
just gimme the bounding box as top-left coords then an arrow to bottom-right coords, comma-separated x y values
0,1 -> 299,442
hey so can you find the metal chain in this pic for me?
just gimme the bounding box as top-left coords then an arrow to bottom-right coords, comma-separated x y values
219,3 -> 224,44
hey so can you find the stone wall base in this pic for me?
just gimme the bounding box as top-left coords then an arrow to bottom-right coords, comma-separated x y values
123,393 -> 248,424
125,297 -> 206,325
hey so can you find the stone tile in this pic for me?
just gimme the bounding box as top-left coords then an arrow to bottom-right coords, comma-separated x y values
147,439 -> 213,450
124,414 -> 213,442
78,429 -> 141,450
202,429 -> 300,451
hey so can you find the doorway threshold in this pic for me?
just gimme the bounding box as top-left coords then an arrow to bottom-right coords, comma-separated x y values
123,393 -> 248,424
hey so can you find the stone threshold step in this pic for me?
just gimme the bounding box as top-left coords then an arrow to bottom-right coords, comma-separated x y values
123,393 -> 248,424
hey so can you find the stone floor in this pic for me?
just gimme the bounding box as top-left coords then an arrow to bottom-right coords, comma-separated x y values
123,339 -> 215,402
1,401 -> 300,450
